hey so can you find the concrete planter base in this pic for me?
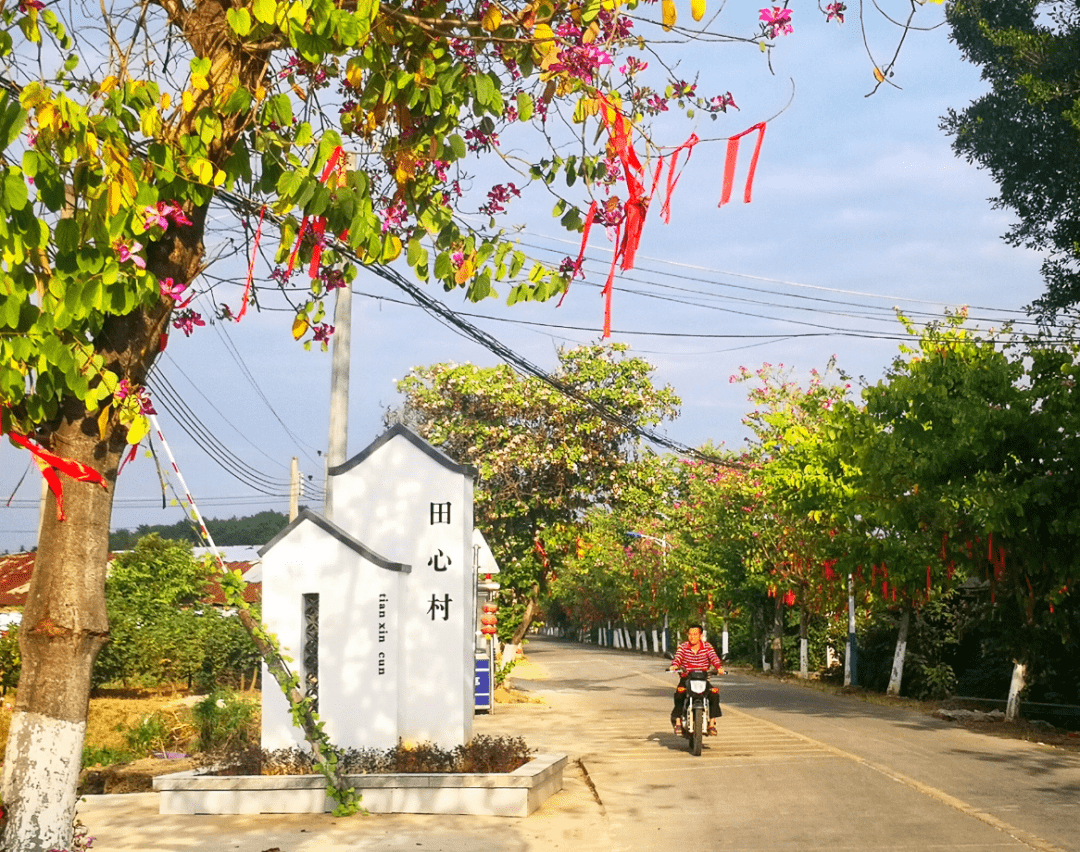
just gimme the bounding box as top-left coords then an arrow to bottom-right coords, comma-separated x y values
153,753 -> 567,818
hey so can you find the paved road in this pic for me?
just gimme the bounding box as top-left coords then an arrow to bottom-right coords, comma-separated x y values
82,637 -> 1080,851
481,637 -> 1080,852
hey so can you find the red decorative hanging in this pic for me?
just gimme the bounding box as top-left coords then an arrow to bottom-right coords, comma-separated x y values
719,122 -> 767,206
7,432 -> 108,521
236,205 -> 267,322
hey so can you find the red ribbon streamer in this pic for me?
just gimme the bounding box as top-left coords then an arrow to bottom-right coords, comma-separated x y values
559,200 -> 599,308
719,122 -> 767,206
603,221 -> 621,338
237,205 -> 266,322
285,146 -> 346,280
661,133 -> 700,223
8,432 -> 108,521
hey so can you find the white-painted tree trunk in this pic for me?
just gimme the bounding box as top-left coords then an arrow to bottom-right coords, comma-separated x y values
887,605 -> 911,697
2,711 -> 85,852
1006,661 -> 1027,721
799,605 -> 809,679
721,620 -> 729,659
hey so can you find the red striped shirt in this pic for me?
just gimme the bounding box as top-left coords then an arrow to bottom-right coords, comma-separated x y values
672,641 -> 721,672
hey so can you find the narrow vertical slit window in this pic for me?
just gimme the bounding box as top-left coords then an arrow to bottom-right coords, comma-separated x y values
303,592 -> 319,713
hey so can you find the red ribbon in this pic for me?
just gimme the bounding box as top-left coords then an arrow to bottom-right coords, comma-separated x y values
285,146 -> 345,280
237,205 -> 266,322
661,133 -> 700,223
720,122 -> 767,206
603,221 -> 621,338
559,200 -> 599,308
8,432 -> 108,521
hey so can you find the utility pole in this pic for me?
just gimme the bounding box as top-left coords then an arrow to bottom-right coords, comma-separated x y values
289,456 -> 299,522
323,155 -> 354,523
324,280 -> 351,522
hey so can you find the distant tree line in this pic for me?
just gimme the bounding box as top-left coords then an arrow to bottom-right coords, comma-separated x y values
108,509 -> 300,550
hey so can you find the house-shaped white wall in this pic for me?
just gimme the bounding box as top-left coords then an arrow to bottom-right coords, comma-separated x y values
259,510 -> 409,751
327,424 -> 477,747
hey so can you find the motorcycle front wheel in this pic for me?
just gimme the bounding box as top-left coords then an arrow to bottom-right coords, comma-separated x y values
691,707 -> 703,755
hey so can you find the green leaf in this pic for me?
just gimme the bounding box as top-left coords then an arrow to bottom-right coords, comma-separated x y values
3,170 -> 28,210
517,92 -> 534,122
448,134 -> 467,160
226,7 -> 252,35
54,218 -> 79,254
253,0 -> 276,23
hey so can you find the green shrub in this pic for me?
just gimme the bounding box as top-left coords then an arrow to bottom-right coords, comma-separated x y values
82,744 -> 132,768
192,689 -> 258,752
121,714 -> 171,757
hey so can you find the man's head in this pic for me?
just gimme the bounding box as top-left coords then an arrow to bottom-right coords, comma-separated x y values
687,624 -> 703,644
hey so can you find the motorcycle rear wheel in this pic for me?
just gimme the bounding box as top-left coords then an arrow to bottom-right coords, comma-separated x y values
691,707 -> 703,755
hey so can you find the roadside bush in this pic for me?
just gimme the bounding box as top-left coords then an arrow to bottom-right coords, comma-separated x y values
192,689 -> 258,752
0,624 -> 19,696
197,735 -> 534,776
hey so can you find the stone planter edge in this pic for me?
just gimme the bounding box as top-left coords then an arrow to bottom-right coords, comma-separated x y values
152,752 -> 567,818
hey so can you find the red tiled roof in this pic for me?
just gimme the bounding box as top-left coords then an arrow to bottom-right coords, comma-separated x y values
0,553 -> 35,607
0,552 -> 261,608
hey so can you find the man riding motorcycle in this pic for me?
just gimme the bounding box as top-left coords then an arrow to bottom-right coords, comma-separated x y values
670,623 -> 724,735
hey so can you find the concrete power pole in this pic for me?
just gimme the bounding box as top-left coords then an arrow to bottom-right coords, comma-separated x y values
323,280 -> 352,522
289,456 -> 299,522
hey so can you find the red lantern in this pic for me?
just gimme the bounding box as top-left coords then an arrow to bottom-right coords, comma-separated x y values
482,603 -> 498,614
481,625 -> 498,635
481,613 -> 497,626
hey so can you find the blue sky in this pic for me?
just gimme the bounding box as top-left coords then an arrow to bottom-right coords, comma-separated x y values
0,2 -> 1050,552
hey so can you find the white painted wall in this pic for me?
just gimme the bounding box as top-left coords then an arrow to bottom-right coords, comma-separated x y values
259,512 -> 407,751
329,426 -> 475,746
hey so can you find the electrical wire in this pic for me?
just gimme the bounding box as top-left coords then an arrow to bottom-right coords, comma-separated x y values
147,369 -> 327,499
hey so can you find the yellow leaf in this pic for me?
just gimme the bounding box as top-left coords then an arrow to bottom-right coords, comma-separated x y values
126,415 -> 149,446
191,73 -> 210,91
873,66 -> 885,83
213,168 -> 226,187
691,0 -> 705,21
107,180 -> 123,216
661,0 -> 676,31
97,406 -> 110,440
182,91 -> 195,112
161,93 -> 172,109
582,21 -> 600,44
37,103 -> 56,131
255,85 -> 267,102
482,5 -> 503,31
382,234 -> 403,262
292,314 -> 309,339
345,59 -> 364,89
100,75 -> 119,94
190,157 -> 214,184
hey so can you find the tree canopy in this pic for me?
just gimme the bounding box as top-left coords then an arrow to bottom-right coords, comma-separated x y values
944,0 -> 1080,317
393,342 -> 679,642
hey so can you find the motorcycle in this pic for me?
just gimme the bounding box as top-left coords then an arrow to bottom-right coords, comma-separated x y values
671,668 -> 721,756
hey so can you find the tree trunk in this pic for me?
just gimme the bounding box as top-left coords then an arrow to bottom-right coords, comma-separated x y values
2,411 -> 119,852
1006,660 -> 1027,721
887,604 -> 911,697
799,604 -> 809,679
771,594 -> 785,675
510,585 -> 542,646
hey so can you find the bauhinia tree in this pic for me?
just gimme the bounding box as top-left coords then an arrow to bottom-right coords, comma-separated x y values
0,0 -> 911,845
848,313 -> 1080,715
392,343 -> 679,645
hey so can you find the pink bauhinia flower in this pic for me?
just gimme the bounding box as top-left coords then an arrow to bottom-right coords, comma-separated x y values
759,6 -> 793,38
115,240 -> 146,269
826,2 -> 845,23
